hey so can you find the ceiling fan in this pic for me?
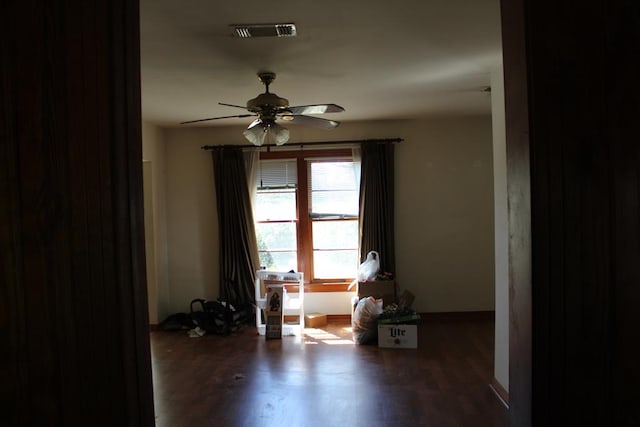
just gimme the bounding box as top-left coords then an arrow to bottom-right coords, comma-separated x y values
180,72 -> 345,146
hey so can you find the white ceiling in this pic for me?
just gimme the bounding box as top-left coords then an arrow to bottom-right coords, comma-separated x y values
140,0 -> 503,128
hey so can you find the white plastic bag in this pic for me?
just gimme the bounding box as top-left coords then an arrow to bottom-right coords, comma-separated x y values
357,251 -> 380,282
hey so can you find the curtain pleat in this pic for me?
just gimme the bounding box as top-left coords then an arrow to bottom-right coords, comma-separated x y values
243,149 -> 259,201
359,142 -> 395,274
212,147 -> 260,306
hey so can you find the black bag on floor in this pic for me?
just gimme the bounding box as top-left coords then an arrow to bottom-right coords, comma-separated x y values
161,312 -> 195,331
189,299 -> 228,335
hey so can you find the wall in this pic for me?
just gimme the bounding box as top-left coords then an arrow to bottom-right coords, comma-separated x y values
394,118 -> 495,312
142,121 -> 170,323
143,161 -> 157,323
161,116 -> 495,315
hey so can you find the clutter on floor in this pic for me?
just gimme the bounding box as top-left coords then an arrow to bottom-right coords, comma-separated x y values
351,296 -> 383,344
264,284 -> 284,340
160,312 -> 195,331
351,281 -> 420,348
160,298 -> 254,338
255,270 -> 305,338
187,326 -> 206,338
356,250 -> 380,282
304,312 -> 328,328
376,294 -> 420,348
356,280 -> 398,305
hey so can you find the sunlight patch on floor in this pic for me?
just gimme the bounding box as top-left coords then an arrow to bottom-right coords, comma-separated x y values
321,339 -> 355,345
303,327 -> 354,345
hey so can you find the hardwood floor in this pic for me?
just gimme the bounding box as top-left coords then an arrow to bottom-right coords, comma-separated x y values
150,317 -> 507,427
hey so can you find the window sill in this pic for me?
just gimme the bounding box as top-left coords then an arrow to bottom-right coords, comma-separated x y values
304,282 -> 355,293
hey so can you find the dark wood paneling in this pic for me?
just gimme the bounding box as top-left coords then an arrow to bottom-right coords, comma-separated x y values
607,3 -> 640,424
0,0 -> 154,425
504,0 -> 640,425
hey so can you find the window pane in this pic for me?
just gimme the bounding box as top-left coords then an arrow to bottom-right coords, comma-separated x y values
310,162 -> 359,216
313,220 -> 358,249
256,222 -> 296,251
311,191 -> 359,216
255,190 -> 296,221
311,162 -> 358,191
259,251 -> 297,272
257,159 -> 297,189
314,250 -> 358,279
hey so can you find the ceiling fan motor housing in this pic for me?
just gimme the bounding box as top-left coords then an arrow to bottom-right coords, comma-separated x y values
246,92 -> 289,117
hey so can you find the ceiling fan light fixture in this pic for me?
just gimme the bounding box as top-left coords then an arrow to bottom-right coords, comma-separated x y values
270,123 -> 290,146
243,121 -> 289,146
231,23 -> 297,38
243,125 -> 267,146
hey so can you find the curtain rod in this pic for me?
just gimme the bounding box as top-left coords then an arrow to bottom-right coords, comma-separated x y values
200,138 -> 403,151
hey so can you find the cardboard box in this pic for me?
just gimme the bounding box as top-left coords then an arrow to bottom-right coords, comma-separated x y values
377,324 -> 418,349
265,314 -> 282,339
377,313 -> 421,324
398,290 -> 415,309
265,284 -> 284,340
357,281 -> 397,306
304,312 -> 328,328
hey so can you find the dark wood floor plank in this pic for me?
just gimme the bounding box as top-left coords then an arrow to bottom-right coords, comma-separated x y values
150,318 -> 507,427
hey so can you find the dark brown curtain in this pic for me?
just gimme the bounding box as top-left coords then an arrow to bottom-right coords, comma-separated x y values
359,142 -> 396,274
211,147 -> 260,306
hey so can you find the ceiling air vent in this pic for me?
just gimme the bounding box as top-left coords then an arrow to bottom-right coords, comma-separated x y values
232,23 -> 297,38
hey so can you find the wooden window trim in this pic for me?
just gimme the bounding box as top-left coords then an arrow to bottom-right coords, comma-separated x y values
259,149 -> 352,161
263,282 -> 352,293
258,149 -> 356,292
305,282 -> 352,292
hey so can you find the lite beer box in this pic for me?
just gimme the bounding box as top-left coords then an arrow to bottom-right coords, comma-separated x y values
377,324 -> 418,348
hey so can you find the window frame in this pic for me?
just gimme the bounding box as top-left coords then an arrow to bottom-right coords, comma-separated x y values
257,149 -> 358,292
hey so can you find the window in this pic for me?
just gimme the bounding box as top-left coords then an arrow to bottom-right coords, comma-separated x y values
254,159 -> 298,271
254,149 -> 360,289
309,161 -> 359,279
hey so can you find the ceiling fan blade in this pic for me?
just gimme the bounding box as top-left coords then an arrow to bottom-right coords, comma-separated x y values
179,114 -> 255,125
282,114 -> 340,129
246,118 -> 263,129
285,104 -> 344,115
219,102 -> 249,110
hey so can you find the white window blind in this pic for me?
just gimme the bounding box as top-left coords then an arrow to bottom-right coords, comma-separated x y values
308,160 -> 359,219
257,159 -> 297,189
